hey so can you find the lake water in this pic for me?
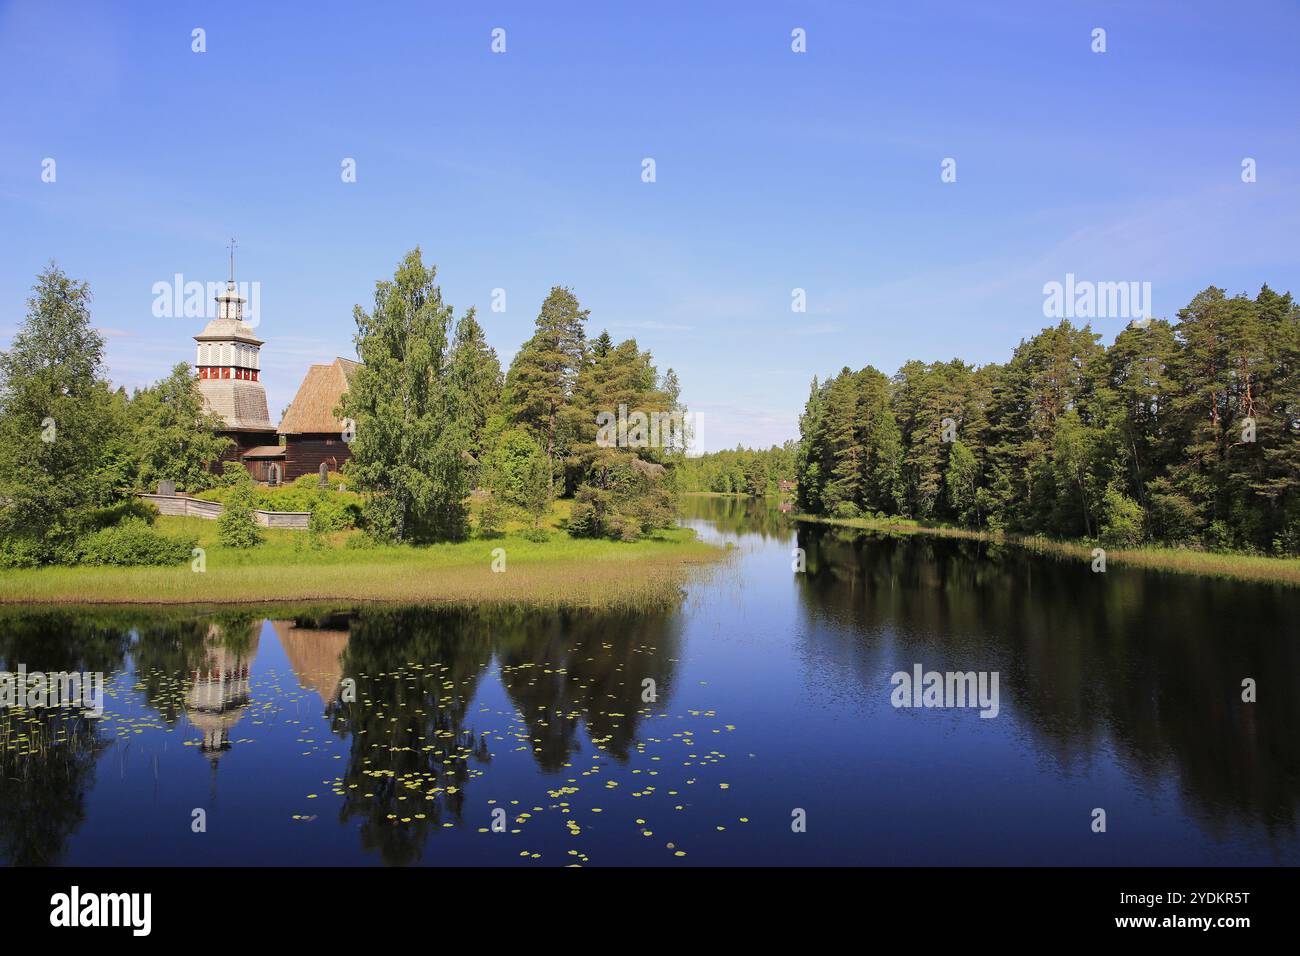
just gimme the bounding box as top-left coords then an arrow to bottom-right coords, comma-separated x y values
2,495 -> 1297,866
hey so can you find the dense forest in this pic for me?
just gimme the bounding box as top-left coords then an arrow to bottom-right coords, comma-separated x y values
795,285 -> 1300,555
675,444 -> 797,497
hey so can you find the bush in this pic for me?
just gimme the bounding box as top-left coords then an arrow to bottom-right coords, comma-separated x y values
486,429 -> 550,527
217,460 -> 254,489
1099,486 -> 1144,547
86,496 -> 159,531
76,519 -> 196,566
1204,519 -> 1234,552
567,500 -> 597,538
0,536 -> 49,569
565,452 -> 678,541
477,493 -> 506,538
217,486 -> 264,548
304,493 -> 363,532
1145,480 -> 1200,543
195,471 -> 362,530
607,516 -> 640,542
567,485 -> 614,539
520,526 -> 550,543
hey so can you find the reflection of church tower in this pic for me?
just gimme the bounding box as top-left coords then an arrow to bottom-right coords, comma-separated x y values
194,243 -> 277,462
185,624 -> 260,766
273,620 -> 350,706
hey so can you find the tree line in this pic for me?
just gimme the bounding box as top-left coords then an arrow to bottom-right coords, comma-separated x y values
676,444 -> 797,497
795,285 -> 1300,554
340,248 -> 684,543
0,252 -> 687,566
0,265 -> 232,567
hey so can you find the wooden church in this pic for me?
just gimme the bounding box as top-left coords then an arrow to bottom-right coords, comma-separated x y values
276,356 -> 360,481
195,248 -> 358,484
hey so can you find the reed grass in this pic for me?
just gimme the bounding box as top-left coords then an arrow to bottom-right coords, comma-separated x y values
0,517 -> 722,609
794,514 -> 1300,587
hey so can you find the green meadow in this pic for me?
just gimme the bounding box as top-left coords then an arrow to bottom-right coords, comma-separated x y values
0,514 -> 723,609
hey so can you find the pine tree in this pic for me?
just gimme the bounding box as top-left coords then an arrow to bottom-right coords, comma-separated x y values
505,286 -> 589,492
795,376 -> 826,513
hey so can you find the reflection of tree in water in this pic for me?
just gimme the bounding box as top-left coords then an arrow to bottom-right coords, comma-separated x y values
0,609 -> 129,865
327,607 -> 494,866
0,608 -> 131,677
681,495 -> 794,541
795,525 -> 1300,840
322,602 -> 683,864
1,598 -> 687,866
0,708 -> 104,865
495,606 -> 683,771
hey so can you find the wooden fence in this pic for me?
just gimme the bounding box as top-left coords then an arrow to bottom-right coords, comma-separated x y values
137,494 -> 311,530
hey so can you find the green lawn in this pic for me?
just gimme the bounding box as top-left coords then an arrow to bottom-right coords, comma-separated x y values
0,516 -> 723,608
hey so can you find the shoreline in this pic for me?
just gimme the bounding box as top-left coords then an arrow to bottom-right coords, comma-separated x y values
792,513 -> 1300,587
0,520 -> 724,609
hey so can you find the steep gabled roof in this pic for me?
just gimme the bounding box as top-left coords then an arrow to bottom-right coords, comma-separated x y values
278,358 -> 361,435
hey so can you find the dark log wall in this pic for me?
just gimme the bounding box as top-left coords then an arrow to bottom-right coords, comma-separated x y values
283,434 -> 351,481
211,430 -> 277,474
245,458 -> 284,483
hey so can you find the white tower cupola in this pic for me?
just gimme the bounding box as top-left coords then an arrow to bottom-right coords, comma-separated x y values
193,241 -> 275,433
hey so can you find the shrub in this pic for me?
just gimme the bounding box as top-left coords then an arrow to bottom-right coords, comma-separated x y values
566,452 -> 677,541
486,429 -> 550,527
0,537 -> 49,569
217,486 -> 264,548
567,485 -> 614,539
1099,486 -> 1144,547
86,496 -> 159,531
607,516 -> 640,542
217,460 -> 254,489
307,508 -> 332,537
520,526 -> 550,543
1204,519 -> 1233,552
477,493 -> 506,538
1280,514 -> 1300,556
195,473 -> 362,530
76,519 -> 196,566
303,493 -> 362,531
567,500 -> 597,538
1145,479 -> 1200,543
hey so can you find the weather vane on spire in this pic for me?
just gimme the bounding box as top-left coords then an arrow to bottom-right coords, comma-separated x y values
228,237 -> 237,284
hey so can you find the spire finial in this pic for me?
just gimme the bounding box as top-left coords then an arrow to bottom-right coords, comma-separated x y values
227,238 -> 236,286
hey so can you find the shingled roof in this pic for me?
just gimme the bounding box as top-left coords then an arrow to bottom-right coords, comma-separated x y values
198,377 -> 276,432
278,358 -> 360,435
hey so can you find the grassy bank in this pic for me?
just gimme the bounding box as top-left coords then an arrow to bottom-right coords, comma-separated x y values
793,513 -> 1300,587
0,515 -> 722,609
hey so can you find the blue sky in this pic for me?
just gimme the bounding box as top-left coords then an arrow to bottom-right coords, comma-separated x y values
2,0 -> 1297,451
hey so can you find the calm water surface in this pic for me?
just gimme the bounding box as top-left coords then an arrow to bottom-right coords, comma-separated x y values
2,496 -> 1297,866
